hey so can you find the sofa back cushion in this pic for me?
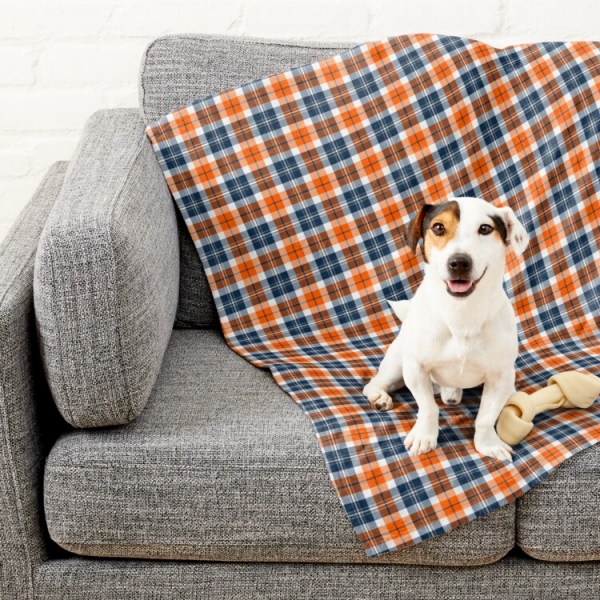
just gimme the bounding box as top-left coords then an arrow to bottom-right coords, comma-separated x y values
140,35 -> 349,328
34,110 -> 179,428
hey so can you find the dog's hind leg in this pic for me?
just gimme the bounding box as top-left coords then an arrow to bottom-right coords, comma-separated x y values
440,387 -> 463,406
363,336 -> 404,411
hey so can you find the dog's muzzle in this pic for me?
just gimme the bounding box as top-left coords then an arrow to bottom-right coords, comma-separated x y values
445,253 -> 486,297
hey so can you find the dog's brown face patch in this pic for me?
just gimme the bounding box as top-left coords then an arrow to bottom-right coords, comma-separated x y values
490,214 -> 508,245
422,201 -> 460,262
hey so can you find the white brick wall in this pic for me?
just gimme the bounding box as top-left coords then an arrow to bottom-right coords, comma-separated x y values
2,0 -> 600,240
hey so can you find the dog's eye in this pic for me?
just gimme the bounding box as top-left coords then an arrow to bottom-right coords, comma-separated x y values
479,224 -> 493,235
431,223 -> 445,236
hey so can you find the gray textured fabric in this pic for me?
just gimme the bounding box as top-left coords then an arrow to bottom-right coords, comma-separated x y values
517,445 -> 600,562
34,109 -> 179,428
35,555 -> 600,600
44,329 -> 514,567
0,163 -> 68,599
140,34 -> 350,329
139,34 -> 351,124
173,209 -> 219,329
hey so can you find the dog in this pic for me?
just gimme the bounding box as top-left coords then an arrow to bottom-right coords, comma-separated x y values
363,196 -> 528,461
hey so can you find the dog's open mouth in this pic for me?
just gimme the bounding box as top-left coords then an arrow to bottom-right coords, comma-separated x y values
445,268 -> 487,298
447,279 -> 474,296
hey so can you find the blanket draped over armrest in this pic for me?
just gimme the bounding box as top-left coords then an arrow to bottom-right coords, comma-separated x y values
147,35 -> 600,557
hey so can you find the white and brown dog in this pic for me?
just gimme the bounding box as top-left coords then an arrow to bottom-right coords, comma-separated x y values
363,196 -> 528,461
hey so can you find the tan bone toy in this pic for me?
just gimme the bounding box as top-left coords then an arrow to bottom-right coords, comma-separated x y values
497,371 -> 600,446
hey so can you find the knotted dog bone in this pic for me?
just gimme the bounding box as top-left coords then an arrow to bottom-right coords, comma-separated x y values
497,372 -> 600,446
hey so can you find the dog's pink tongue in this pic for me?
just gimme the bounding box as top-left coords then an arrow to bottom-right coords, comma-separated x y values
448,280 -> 473,293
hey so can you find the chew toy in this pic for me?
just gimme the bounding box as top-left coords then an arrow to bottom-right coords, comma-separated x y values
497,372 -> 600,446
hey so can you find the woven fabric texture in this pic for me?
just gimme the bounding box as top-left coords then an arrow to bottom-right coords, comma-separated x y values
35,556 -> 600,600
0,162 -> 67,598
516,444 -> 600,561
148,35 -> 600,557
140,34 -> 350,125
34,109 -> 179,428
44,329 -> 514,566
174,210 -> 220,328
141,35 -> 351,328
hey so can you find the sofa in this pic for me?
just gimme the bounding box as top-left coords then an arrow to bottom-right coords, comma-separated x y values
1,34 -> 598,599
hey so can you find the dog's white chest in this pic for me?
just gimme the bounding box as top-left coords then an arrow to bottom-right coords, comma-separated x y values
428,334 -> 487,389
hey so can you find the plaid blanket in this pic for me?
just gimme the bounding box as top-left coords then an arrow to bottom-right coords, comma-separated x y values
147,35 -> 600,557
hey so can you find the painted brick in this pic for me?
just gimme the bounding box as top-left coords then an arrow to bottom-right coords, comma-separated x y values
244,0 -> 372,41
108,84 -> 140,109
107,1 -> 244,37
30,136 -> 79,174
0,46 -> 37,85
0,152 -> 31,178
38,41 -> 147,86
0,2 -> 114,39
0,177 -> 41,222
0,89 -> 116,131
504,0 -> 600,41
372,0 -> 502,38
0,222 -> 13,241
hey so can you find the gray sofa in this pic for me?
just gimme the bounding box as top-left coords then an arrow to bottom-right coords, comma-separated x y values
1,35 -> 599,599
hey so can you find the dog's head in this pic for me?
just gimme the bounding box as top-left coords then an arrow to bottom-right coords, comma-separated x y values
405,196 -> 528,298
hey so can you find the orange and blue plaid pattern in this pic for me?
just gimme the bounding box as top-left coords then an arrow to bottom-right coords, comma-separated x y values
147,35 -> 600,557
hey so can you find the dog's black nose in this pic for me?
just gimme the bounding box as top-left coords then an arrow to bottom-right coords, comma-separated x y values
447,253 -> 472,277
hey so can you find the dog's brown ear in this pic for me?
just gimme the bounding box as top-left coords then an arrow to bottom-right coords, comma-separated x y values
405,204 -> 434,254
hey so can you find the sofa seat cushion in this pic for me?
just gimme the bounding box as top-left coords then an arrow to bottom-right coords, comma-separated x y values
44,329 -> 515,566
517,446 -> 600,562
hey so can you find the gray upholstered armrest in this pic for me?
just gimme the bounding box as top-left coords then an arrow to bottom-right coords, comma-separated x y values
0,162 -> 68,596
34,109 -> 179,428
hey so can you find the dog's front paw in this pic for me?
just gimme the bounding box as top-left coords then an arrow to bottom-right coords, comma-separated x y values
474,429 -> 514,462
404,419 -> 438,456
